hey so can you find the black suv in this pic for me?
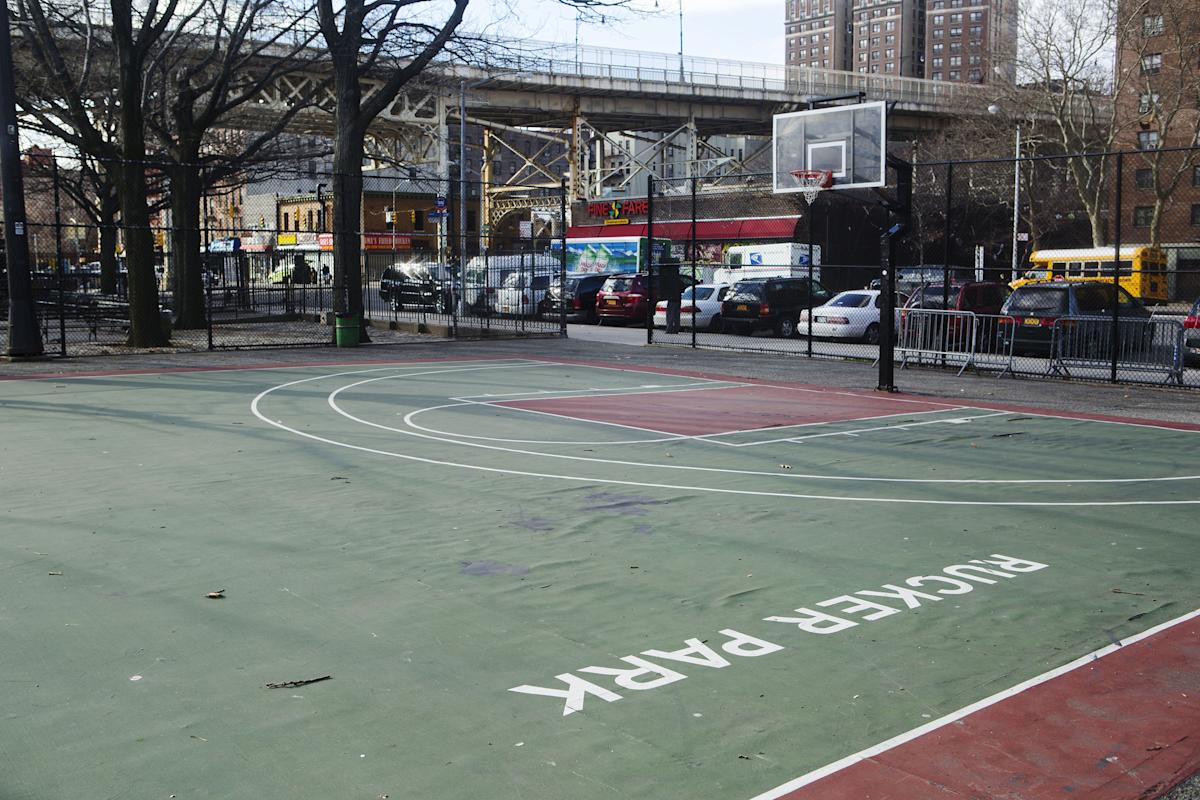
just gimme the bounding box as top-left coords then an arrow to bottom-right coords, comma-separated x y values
721,277 -> 833,337
379,263 -> 457,313
538,272 -> 617,324
998,281 -> 1150,356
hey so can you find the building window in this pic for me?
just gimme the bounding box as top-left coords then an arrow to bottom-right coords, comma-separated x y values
1133,206 -> 1154,227
932,28 -> 944,38
871,50 -> 880,59
933,14 -> 944,23
1143,15 -> 1164,36
949,26 -> 962,36
932,71 -> 943,80
307,209 -> 314,230
932,57 -> 944,67
949,55 -> 961,66
1193,166 -> 1200,187
969,25 -> 982,38
932,42 -> 944,53
949,69 -> 960,80
885,62 -> 894,71
949,41 -> 961,53
969,11 -> 983,21
1138,93 -> 1160,114
1137,131 -> 1160,150
1193,205 -> 1200,226
950,12 -> 962,22
885,34 -> 895,43
282,212 -> 289,231
885,48 -> 895,58
1135,168 -> 1153,188
859,51 -> 867,61
885,20 -> 895,30
968,69 -> 982,82
1141,54 -> 1162,74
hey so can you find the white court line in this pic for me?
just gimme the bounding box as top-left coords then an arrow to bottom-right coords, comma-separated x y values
691,407 -> 972,444
451,380 -> 735,402
775,411 -> 1010,445
248,369 -> 1200,505
746,606 -> 1200,800
269,367 -> 1200,496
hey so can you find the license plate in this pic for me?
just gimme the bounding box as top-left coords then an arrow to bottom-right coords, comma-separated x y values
737,304 -> 748,311
606,298 -> 618,306
1023,318 -> 1040,326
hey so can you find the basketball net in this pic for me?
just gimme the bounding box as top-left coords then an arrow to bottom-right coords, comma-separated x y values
790,169 -> 833,205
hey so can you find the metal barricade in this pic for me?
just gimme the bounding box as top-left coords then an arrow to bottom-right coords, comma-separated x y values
896,309 -> 977,375
1049,316 -> 1185,385
971,313 -> 1017,375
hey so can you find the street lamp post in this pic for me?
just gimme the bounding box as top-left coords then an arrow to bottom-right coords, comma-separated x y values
988,103 -> 1021,282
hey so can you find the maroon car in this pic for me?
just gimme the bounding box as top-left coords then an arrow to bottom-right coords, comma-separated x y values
595,272 -> 695,325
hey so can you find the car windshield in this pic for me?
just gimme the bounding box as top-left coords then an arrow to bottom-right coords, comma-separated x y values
1191,297 -> 1200,317
726,282 -> 765,302
1007,287 -> 1069,316
602,276 -> 640,293
683,286 -> 715,302
915,286 -> 950,309
828,292 -> 872,308
501,272 -> 530,289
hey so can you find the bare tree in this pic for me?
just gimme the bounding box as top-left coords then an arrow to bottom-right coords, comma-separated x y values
1004,0 -> 1127,246
17,0 -> 192,345
144,0 -> 323,328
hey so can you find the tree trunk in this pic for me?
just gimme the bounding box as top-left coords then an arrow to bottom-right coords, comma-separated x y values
114,29 -> 167,346
170,162 -> 206,329
98,187 -> 119,294
331,65 -> 368,339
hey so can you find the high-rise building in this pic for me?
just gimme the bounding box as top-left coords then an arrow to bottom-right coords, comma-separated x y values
924,0 -> 1017,84
786,0 -> 852,71
850,0 -> 926,78
785,0 -> 1016,84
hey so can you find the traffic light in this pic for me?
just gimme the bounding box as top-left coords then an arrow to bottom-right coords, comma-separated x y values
409,210 -> 417,225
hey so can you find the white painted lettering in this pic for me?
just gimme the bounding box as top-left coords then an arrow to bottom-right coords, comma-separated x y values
764,607 -> 858,634
906,575 -> 974,594
579,656 -> 687,690
717,629 -> 786,657
943,564 -> 1014,584
817,594 -> 901,621
976,555 -> 1050,573
509,673 -> 622,716
642,638 -> 731,669
856,583 -> 943,609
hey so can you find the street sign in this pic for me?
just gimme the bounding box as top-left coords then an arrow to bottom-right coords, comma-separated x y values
427,211 -> 448,222
435,195 -> 447,210
974,244 -> 985,282
1017,232 -> 1030,242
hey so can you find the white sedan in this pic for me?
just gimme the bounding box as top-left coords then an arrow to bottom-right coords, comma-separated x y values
799,289 -> 907,344
653,283 -> 732,331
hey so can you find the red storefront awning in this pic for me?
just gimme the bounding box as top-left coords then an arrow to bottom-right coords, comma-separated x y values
565,217 -> 801,241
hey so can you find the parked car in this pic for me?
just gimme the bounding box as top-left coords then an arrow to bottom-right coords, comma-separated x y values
903,281 -> 1009,315
595,272 -> 698,325
653,283 -> 732,331
799,289 -> 908,344
538,272 -> 619,323
494,264 -> 561,317
720,276 -> 833,337
1184,297 -> 1200,359
462,254 -> 560,316
379,262 -> 457,313
998,281 -> 1151,357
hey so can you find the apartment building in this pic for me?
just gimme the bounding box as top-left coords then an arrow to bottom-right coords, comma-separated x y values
785,0 -> 1016,84
925,0 -> 1016,84
786,0 -> 853,70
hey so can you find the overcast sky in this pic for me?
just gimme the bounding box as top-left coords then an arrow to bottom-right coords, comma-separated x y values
471,0 -> 786,66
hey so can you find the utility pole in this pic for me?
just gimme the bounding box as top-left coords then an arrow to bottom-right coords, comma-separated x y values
1,0 -> 43,357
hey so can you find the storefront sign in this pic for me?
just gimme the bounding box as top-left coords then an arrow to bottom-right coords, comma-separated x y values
363,233 -> 412,250
587,199 -> 649,220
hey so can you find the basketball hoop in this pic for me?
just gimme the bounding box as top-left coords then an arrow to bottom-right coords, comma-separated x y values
791,169 -> 834,204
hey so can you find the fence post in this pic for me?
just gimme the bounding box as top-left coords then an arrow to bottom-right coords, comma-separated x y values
690,174 -> 697,349
646,175 -> 654,345
206,269 -> 214,351
560,177 -> 568,337
807,196 -> 815,358
52,158 -> 66,355
941,163 -> 953,359
1110,151 -> 1123,384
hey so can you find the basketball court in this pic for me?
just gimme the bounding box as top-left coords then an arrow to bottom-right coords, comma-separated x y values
2,355 -> 1198,799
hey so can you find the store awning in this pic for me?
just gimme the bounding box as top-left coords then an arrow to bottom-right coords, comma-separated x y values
565,217 -> 801,241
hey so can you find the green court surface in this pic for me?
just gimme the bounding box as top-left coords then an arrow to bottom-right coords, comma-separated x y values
1,357 -> 1198,799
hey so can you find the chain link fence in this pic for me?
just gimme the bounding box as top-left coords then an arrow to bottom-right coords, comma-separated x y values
3,155 -> 567,355
641,147 -> 1200,388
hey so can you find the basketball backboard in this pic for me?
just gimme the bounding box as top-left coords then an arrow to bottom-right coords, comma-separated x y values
772,101 -> 887,194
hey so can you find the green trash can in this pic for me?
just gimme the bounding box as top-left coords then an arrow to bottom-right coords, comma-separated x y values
334,313 -> 360,348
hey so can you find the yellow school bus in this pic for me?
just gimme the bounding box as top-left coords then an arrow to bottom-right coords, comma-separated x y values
1011,246 -> 1169,302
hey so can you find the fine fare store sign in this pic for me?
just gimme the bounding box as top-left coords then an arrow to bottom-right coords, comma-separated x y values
588,198 -> 649,226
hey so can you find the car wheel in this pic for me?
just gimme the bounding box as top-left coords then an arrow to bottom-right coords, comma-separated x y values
864,323 -> 880,345
776,316 -> 797,338
707,313 -> 722,332
435,293 -> 447,314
